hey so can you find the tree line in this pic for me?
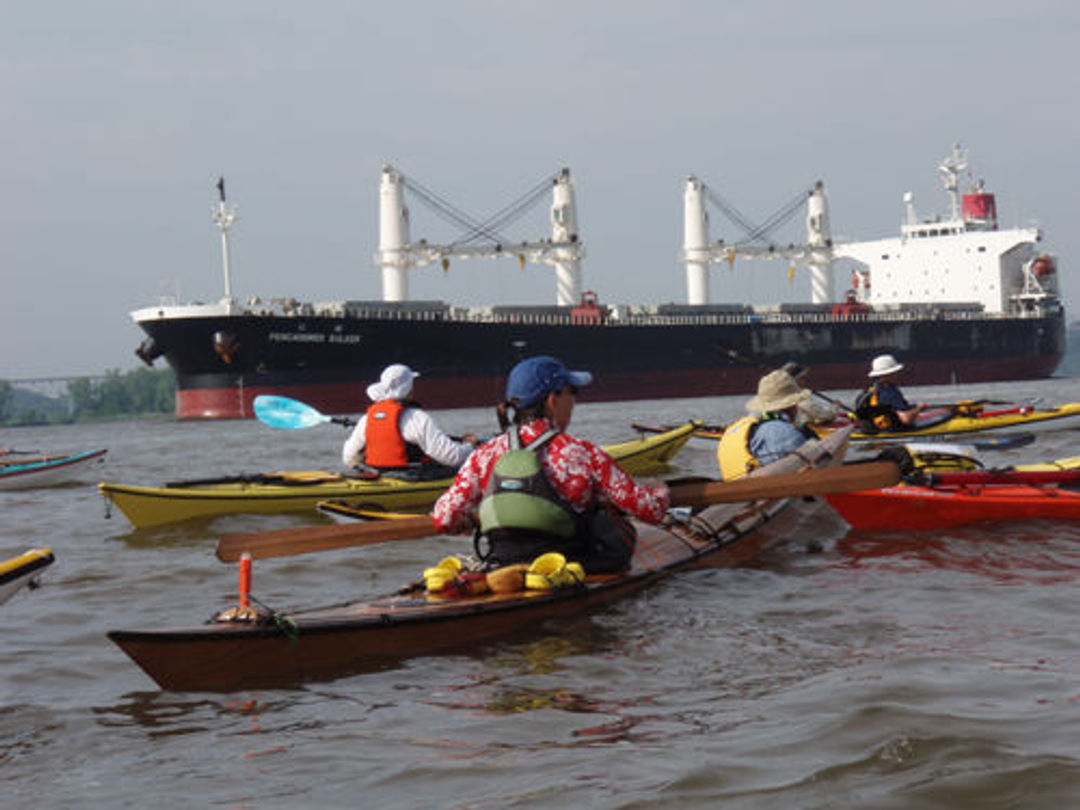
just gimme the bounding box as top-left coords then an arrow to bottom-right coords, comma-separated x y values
0,368 -> 175,425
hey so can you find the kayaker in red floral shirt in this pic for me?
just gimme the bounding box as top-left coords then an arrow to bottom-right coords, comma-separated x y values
432,355 -> 669,572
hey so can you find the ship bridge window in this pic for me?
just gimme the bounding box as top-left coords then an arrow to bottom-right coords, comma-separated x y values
977,246 -> 986,252
881,254 -> 889,260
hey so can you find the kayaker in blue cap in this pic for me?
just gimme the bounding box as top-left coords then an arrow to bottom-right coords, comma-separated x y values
342,363 -> 477,477
431,355 -> 670,572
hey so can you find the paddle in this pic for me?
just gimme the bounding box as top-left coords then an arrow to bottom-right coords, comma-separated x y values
163,471 -> 349,488
717,345 -> 855,415
860,431 -> 1036,453
253,395 -> 485,444
216,460 -> 901,562
253,395 -> 356,430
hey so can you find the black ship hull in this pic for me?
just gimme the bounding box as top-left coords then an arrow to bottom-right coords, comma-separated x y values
136,307 -> 1066,419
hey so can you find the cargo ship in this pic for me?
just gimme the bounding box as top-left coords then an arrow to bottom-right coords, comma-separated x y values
132,145 -> 1065,419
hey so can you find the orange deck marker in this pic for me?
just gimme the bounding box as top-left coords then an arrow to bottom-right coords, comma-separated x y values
238,552 -> 252,608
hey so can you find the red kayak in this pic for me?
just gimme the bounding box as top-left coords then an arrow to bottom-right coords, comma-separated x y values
825,475 -> 1080,531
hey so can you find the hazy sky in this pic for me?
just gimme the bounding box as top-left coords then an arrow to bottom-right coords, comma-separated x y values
3,1 -> 1077,379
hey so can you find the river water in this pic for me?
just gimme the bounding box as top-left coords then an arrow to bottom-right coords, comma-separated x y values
3,377 -> 1080,808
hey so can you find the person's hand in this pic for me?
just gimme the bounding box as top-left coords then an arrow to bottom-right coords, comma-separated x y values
461,433 -> 478,445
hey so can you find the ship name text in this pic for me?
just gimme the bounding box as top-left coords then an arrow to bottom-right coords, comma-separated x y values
268,332 -> 362,345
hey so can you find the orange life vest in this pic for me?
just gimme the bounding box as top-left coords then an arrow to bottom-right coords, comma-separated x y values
364,400 -> 410,468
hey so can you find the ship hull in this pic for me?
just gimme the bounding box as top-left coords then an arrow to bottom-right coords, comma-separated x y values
137,308 -> 1066,419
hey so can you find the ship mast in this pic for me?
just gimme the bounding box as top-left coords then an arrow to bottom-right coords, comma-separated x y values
378,166 -> 411,301
212,177 -> 238,314
681,178 -> 834,304
805,181 -> 834,303
938,142 -> 968,223
682,176 -> 711,305
550,170 -> 582,305
376,167 -> 585,305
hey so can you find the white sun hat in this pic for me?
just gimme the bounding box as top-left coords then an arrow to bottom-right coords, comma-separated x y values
868,354 -> 904,378
366,364 -> 420,401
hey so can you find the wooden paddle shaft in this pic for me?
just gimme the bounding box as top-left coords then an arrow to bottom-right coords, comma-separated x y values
217,514 -> 438,562
670,461 -> 899,508
216,461 -> 899,563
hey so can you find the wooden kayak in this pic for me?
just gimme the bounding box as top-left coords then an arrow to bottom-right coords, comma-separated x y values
0,449 -> 106,491
0,548 -> 55,604
99,422 -> 698,529
107,428 -> 852,691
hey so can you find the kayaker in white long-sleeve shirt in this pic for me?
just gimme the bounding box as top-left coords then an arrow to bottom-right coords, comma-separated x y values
342,364 -> 477,476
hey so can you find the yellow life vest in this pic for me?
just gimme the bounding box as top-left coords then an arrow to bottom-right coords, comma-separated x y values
717,415 -> 762,481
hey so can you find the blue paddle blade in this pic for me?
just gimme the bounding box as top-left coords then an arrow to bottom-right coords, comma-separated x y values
253,395 -> 331,429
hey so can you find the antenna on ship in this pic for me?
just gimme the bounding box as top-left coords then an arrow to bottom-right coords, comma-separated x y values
213,176 -> 238,313
938,142 -> 968,222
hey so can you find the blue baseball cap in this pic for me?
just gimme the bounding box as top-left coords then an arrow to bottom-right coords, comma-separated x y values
506,355 -> 593,408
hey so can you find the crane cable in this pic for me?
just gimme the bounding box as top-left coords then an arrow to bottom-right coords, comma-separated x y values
400,171 -> 560,249
705,184 -> 815,248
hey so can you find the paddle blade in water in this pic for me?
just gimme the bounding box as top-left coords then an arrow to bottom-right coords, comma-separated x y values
253,395 -> 330,430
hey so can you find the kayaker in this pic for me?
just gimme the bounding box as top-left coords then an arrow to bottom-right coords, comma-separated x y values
342,363 -> 477,477
718,369 -> 817,480
855,354 -> 928,432
431,355 -> 670,573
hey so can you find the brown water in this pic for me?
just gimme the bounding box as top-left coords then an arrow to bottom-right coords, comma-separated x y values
3,378 -> 1080,808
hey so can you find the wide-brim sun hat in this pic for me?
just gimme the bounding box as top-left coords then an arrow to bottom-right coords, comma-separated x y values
366,363 -> 420,401
506,355 -> 593,408
746,369 -> 811,413
868,354 -> 904,378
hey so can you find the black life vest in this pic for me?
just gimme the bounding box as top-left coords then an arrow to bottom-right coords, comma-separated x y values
854,383 -> 904,433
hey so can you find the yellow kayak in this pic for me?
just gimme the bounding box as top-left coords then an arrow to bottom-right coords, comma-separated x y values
819,400 -> 1080,442
1013,455 -> 1080,473
99,422 -> 698,529
0,548 -> 55,605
